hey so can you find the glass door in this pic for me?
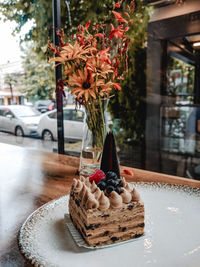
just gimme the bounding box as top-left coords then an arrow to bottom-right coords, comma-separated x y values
160,37 -> 200,178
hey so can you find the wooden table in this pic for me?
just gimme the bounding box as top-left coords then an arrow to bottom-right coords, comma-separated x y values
1,142 -> 200,266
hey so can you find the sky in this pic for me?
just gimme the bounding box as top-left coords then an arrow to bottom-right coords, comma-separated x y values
0,17 -> 34,65
0,19 -> 22,65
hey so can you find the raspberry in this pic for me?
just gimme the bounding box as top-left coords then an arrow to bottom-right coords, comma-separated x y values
89,169 -> 106,184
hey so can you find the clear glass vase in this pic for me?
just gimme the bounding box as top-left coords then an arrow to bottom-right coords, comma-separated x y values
79,99 -> 109,176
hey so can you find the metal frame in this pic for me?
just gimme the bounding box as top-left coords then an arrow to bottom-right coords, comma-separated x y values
52,0 -> 65,154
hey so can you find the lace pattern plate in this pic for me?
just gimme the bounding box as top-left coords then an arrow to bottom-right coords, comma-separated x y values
18,183 -> 200,267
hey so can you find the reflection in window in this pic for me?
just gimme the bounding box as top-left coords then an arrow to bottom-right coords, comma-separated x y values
167,57 -> 195,104
63,110 -> 71,120
48,112 -> 57,119
71,110 -> 84,122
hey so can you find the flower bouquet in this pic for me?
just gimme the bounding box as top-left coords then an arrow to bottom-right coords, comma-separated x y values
47,1 -> 134,174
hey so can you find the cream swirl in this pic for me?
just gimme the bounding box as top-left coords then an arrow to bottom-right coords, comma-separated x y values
94,187 -> 101,200
71,178 -> 78,189
122,177 -> 126,186
121,188 -> 132,203
81,187 -> 91,205
90,181 -> 97,193
86,192 -> 99,210
109,191 -> 123,209
78,183 -> 87,199
80,176 -> 85,182
98,191 -> 110,211
73,179 -> 83,193
131,187 -> 140,202
124,182 -> 133,192
85,177 -> 91,188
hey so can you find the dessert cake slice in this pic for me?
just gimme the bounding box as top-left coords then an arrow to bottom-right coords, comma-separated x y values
68,132 -> 145,246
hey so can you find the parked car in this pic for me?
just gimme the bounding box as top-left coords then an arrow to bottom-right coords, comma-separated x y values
34,100 -> 55,113
0,105 -> 41,137
37,106 -> 85,141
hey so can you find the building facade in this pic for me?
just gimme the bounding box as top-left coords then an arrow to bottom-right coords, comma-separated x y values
145,0 -> 200,178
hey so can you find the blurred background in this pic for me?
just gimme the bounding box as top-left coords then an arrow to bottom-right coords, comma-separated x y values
0,0 -> 200,179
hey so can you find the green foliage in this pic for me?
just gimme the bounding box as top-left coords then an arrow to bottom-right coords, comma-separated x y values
109,1 -> 151,145
21,44 -> 55,101
4,73 -> 18,88
0,0 -> 114,55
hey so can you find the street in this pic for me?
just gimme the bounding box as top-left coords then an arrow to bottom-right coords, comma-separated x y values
0,131 -> 82,156
0,131 -> 56,152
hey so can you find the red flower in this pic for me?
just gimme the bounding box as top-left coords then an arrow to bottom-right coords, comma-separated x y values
77,34 -> 86,46
98,48 -> 111,64
109,24 -> 124,40
124,12 -> 130,18
115,3 -> 120,8
130,1 -> 135,13
113,58 -> 120,77
129,19 -> 133,24
122,38 -> 130,53
85,20 -> 90,30
112,11 -> 128,24
113,83 -> 121,90
124,26 -> 129,33
95,33 -> 104,38
77,24 -> 84,33
94,24 -> 100,32
48,42 -> 56,53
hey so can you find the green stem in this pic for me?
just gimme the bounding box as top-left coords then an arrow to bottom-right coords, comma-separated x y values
85,97 -> 107,151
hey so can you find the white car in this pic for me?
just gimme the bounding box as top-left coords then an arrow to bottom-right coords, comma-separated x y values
37,106 -> 85,141
0,105 -> 41,137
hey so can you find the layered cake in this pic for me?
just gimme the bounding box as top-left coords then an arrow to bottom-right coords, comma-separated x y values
68,132 -> 145,246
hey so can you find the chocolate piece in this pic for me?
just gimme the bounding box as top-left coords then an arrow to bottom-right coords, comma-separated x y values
111,237 -> 119,242
100,132 -> 120,178
103,231 -> 109,236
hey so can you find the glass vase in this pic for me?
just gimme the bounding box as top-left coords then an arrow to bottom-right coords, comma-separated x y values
79,99 -> 109,176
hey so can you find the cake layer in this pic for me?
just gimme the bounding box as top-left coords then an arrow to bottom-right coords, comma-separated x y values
69,193 -> 145,247
68,175 -> 145,246
70,206 -> 144,238
70,214 -> 144,246
69,197 -> 144,234
69,193 -> 144,224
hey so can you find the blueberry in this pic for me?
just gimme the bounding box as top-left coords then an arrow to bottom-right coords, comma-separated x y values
115,186 -> 122,194
106,171 -> 118,180
106,185 -> 115,194
97,180 -> 107,191
107,179 -> 118,186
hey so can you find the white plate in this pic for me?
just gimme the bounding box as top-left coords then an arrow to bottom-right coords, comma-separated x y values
19,183 -> 200,267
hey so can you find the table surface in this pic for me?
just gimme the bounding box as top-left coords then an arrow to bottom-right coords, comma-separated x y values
1,142 -> 200,267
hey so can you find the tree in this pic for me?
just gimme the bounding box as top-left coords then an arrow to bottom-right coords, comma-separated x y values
21,44 -> 55,101
4,73 -> 18,104
0,0 -> 113,55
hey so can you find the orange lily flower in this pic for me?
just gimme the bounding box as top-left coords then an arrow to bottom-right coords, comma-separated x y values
68,68 -> 105,102
49,41 -> 96,65
87,56 -> 113,79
